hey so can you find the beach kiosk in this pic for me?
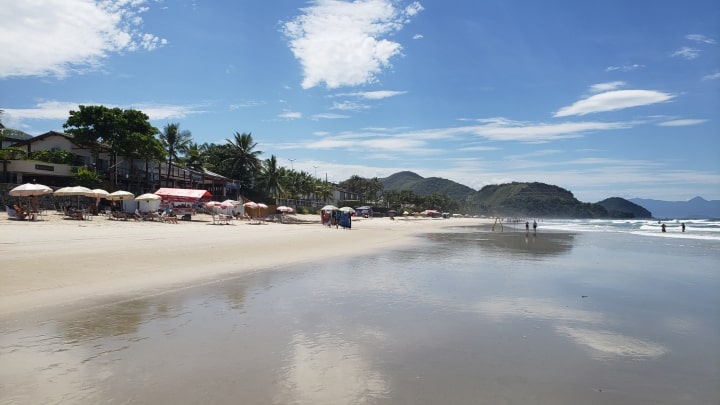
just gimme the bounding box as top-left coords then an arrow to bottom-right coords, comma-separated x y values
154,188 -> 212,220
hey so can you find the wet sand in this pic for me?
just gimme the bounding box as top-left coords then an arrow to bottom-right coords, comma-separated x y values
1,216 -> 718,404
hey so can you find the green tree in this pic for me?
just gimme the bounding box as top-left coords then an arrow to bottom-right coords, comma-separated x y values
160,123 -> 192,183
74,166 -> 104,189
223,132 -> 263,193
258,155 -> 284,204
64,106 -> 161,189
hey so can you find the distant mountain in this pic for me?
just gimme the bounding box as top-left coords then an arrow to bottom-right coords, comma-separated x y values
381,171 -> 476,201
630,197 -> 720,219
467,182 -> 609,218
378,171 -> 657,218
596,197 -> 652,218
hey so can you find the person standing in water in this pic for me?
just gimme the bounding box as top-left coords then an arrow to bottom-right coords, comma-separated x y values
661,223 -> 666,233
681,223 -> 686,232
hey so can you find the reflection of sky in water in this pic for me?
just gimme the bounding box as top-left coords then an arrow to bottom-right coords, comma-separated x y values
1,230 -> 718,403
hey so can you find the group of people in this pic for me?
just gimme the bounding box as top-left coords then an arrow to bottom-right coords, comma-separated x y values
660,222 -> 686,233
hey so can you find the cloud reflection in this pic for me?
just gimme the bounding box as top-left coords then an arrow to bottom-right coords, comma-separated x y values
274,332 -> 389,404
471,296 -> 605,324
555,326 -> 667,360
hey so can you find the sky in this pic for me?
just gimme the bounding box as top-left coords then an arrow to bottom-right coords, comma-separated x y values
1,0 -> 719,202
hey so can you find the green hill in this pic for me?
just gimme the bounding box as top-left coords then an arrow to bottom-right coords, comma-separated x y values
468,182 -> 609,218
381,171 -> 475,201
596,197 -> 652,218
378,171 -> 645,218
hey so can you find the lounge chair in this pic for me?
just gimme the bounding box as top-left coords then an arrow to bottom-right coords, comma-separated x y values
6,205 -> 20,220
111,211 -> 128,220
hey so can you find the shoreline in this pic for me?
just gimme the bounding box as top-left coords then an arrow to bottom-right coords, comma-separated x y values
0,212 -> 492,318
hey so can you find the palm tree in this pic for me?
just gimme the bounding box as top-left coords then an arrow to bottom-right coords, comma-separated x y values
224,132 -> 263,192
182,142 -> 205,171
259,155 -> 284,204
160,123 -> 192,185
315,178 -> 334,205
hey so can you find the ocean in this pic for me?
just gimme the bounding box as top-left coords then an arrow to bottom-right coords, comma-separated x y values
1,219 -> 718,404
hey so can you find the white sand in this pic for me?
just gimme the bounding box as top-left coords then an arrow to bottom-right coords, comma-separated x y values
0,211 -> 491,317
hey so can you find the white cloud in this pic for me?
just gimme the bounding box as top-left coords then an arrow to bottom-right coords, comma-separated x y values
311,113 -> 350,120
278,110 -> 303,120
282,0 -> 423,89
589,81 -> 625,93
702,72 -> 720,80
1,100 -> 202,127
685,34 -> 717,44
465,119 -> 633,142
605,64 -> 644,72
413,34 -> 424,40
0,0 -> 165,78
554,90 -> 675,117
657,119 -> 707,127
338,90 -> 407,99
331,101 -> 370,111
671,46 -> 700,60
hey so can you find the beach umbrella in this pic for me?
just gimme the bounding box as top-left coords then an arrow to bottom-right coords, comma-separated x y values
321,204 -> 338,211
243,201 -> 258,209
204,201 -> 223,208
54,186 -> 92,196
86,188 -> 109,209
86,188 -> 109,198
221,199 -> 240,206
106,190 -> 135,212
54,186 -> 92,207
106,190 -> 135,200
9,183 -> 53,197
135,193 -> 161,202
277,205 -> 294,213
338,206 -> 355,214
135,193 -> 161,213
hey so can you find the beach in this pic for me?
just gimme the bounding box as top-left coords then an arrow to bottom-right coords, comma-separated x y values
1,213 -> 718,404
0,212 -> 489,318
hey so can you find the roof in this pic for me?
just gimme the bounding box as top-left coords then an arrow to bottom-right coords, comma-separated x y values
154,188 -> 212,202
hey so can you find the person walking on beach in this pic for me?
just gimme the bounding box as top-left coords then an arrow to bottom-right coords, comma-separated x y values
525,221 -> 529,233
533,220 -> 537,233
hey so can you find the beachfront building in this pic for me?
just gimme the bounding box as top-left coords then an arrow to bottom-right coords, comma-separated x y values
0,131 -> 239,203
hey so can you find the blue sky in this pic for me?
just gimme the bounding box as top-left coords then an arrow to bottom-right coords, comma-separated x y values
1,0 -> 718,202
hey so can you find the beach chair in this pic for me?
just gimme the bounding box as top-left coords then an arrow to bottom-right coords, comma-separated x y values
6,205 -> 20,220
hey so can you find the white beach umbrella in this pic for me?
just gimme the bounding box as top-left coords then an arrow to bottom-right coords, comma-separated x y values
106,190 -> 135,200
135,193 -> 161,201
9,183 -> 53,197
54,186 -> 92,207
54,186 -> 92,196
106,190 -> 135,212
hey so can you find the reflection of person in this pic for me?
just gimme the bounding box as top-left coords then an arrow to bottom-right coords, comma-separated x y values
681,223 -> 686,232
661,223 -> 666,233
